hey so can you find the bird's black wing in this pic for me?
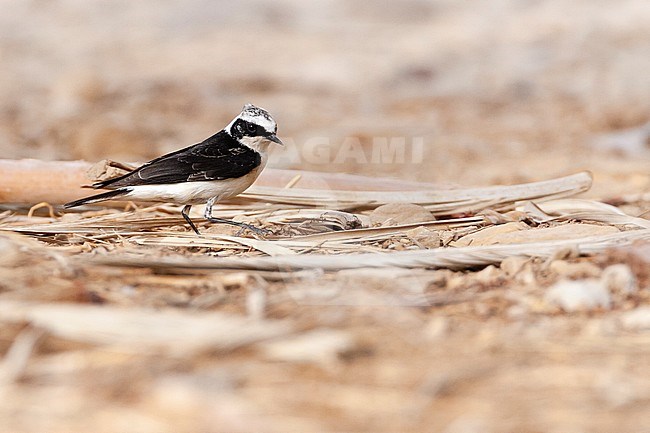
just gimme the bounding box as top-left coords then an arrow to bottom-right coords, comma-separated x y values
93,131 -> 262,189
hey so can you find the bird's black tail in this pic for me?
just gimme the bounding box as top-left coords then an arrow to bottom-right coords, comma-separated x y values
64,189 -> 130,209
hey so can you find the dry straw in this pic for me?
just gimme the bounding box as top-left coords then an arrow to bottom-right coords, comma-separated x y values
2,169 -> 647,272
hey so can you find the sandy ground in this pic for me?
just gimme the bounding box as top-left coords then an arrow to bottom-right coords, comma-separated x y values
1,1 -> 650,432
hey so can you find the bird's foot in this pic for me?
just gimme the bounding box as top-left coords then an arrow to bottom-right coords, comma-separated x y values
234,223 -> 272,238
205,217 -> 271,238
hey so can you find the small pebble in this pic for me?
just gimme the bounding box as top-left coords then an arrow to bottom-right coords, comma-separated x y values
369,202 -> 434,226
620,307 -> 650,330
548,260 -> 601,278
601,264 -> 637,294
545,279 -> 611,312
424,316 -> 449,339
500,256 -> 528,277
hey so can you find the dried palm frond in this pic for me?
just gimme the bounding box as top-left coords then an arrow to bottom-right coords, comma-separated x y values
523,199 -> 650,229
91,228 -> 650,271
239,171 -> 593,214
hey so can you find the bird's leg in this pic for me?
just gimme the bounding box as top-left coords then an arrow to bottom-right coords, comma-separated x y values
204,197 -> 270,236
181,204 -> 201,235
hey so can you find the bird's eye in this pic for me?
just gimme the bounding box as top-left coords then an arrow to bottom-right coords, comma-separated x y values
246,123 -> 257,133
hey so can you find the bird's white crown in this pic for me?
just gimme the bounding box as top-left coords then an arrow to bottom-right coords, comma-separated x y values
227,103 -> 277,134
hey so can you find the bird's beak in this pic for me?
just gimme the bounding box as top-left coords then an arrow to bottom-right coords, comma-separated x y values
268,134 -> 283,145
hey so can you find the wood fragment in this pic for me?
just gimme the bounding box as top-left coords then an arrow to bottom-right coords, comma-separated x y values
0,159 -> 445,206
0,301 -> 293,356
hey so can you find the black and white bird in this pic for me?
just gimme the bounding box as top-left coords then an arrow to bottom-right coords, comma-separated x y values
65,104 -> 282,235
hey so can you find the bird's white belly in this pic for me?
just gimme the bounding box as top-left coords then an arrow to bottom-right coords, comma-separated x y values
123,168 -> 262,205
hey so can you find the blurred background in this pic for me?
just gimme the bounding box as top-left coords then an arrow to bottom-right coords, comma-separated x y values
2,1 -> 650,432
2,0 -> 649,195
